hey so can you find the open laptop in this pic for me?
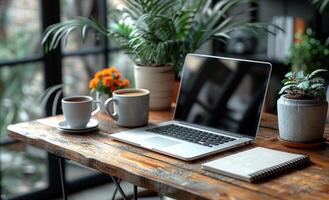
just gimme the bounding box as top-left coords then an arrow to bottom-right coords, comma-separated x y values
111,54 -> 272,161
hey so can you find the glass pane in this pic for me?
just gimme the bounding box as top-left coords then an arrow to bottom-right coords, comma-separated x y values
0,0 -> 41,60
60,0 -> 105,52
108,51 -> 135,87
106,0 -> 123,49
0,63 -> 44,141
0,63 -> 47,198
1,145 -> 48,199
63,54 -> 104,96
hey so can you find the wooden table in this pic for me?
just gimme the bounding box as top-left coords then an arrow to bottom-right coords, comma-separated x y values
7,111 -> 329,200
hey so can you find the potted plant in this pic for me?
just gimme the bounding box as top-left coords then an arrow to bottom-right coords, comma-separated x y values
277,69 -> 328,143
42,0 -> 270,110
287,28 -> 329,74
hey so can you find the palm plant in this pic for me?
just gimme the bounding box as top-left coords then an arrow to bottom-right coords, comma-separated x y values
42,0 -> 270,71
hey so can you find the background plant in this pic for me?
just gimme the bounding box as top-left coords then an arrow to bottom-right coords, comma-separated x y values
279,69 -> 327,101
43,0 -> 272,72
287,28 -> 329,74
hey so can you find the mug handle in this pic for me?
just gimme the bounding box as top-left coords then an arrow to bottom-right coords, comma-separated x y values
91,100 -> 102,115
104,98 -> 119,121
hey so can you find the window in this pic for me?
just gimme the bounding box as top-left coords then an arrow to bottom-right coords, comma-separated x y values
0,1 -> 117,199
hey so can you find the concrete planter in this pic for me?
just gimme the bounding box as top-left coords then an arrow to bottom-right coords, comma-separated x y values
277,95 -> 328,142
134,65 -> 175,110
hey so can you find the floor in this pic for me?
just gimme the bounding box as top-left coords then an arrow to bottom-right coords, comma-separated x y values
56,161 -> 162,200
56,182 -> 161,200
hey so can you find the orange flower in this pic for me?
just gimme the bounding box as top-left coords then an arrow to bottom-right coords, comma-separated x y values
89,66 -> 128,95
88,80 -> 94,89
109,67 -> 117,73
95,71 -> 103,79
113,72 -> 121,78
102,76 -> 113,87
101,68 -> 112,76
89,78 -> 99,89
113,79 -> 122,86
122,79 -> 129,87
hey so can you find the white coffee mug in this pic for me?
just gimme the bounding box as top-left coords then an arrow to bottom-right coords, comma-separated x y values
62,96 -> 102,128
105,89 -> 150,127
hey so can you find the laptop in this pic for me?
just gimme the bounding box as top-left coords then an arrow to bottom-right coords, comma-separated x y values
111,54 -> 272,161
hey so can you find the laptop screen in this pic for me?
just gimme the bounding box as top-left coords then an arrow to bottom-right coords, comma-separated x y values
174,54 -> 271,138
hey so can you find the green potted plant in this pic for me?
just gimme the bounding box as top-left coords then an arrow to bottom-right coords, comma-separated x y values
42,0 -> 269,110
288,28 -> 329,74
277,69 -> 328,143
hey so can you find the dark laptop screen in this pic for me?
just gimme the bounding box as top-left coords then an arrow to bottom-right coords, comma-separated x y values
174,54 -> 271,138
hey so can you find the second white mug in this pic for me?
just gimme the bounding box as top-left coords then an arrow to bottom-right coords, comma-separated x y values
105,89 -> 150,127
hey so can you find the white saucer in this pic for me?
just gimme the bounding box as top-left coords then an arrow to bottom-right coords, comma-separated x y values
57,119 -> 99,133
57,126 -> 98,133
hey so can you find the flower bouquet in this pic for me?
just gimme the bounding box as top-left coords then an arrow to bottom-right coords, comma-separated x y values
89,66 -> 129,113
89,66 -> 129,96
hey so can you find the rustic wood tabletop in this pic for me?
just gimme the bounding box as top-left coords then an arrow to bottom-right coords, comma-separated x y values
7,111 -> 329,200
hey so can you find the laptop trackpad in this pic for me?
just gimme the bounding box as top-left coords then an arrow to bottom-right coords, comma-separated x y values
142,136 -> 180,148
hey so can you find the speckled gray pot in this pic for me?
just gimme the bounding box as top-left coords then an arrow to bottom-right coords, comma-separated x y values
277,95 -> 328,142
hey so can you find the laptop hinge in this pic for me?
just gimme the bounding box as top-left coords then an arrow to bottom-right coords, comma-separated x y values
172,120 -> 252,139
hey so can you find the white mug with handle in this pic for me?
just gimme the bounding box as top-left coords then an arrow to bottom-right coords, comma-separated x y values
105,89 -> 150,127
62,96 -> 102,128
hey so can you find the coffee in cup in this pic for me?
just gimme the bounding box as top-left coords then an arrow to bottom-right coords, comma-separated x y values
105,89 -> 149,127
62,96 -> 102,128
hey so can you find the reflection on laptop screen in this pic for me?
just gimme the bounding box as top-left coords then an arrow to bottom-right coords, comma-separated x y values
174,54 -> 271,138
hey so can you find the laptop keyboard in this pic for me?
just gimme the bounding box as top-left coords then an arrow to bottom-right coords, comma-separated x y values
146,124 -> 236,147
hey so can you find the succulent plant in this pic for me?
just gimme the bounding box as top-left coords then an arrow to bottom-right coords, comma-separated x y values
279,69 -> 327,101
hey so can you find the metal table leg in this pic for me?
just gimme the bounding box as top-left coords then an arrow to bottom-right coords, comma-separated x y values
110,176 -> 128,200
111,179 -> 120,200
56,156 -> 135,200
58,157 -> 67,200
133,185 -> 138,200
56,156 -> 136,200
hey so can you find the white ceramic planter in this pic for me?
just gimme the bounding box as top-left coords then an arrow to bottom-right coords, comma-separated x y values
134,65 -> 175,110
277,95 -> 328,142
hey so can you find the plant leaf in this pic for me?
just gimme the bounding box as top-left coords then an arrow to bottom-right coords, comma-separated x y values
310,77 -> 325,83
308,69 -> 327,78
283,80 -> 297,85
297,80 -> 310,90
285,71 -> 294,78
279,85 -> 294,94
310,83 -> 325,89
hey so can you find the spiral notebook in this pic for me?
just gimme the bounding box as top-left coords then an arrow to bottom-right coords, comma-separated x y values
202,147 -> 309,182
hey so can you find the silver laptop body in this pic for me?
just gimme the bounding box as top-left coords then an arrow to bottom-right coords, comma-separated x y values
111,54 -> 272,161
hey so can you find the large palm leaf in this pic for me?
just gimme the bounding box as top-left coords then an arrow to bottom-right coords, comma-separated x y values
42,17 -> 108,52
